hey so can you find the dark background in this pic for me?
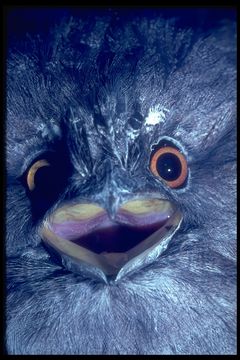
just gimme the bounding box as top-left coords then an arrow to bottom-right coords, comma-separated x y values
6,7 -> 236,41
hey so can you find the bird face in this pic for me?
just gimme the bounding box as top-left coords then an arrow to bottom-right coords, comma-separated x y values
21,102 -> 188,281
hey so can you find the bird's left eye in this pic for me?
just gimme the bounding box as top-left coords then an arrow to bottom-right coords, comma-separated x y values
150,146 -> 188,189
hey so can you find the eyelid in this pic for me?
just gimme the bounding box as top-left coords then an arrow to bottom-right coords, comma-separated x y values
20,149 -> 53,176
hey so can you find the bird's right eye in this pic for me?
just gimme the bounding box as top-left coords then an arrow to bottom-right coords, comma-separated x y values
26,159 -> 51,191
22,153 -> 70,219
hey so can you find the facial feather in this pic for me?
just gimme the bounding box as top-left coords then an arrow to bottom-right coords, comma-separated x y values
6,8 -> 236,354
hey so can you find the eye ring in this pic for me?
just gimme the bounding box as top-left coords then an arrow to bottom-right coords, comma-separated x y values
27,159 -> 51,191
150,146 -> 188,189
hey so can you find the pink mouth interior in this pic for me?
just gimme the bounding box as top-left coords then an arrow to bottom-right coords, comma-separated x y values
50,210 -> 171,254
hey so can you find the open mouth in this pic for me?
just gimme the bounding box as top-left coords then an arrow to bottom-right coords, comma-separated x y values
40,199 -> 182,276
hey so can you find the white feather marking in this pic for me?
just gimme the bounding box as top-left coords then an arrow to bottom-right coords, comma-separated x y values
145,106 -> 169,126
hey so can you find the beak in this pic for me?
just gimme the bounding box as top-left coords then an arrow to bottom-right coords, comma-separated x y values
40,198 -> 182,277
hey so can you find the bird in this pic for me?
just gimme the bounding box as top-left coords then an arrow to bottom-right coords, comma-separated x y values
6,7 -> 236,355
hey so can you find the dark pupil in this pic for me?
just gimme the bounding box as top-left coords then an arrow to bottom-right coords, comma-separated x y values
34,166 -> 59,196
35,167 -> 53,188
156,153 -> 182,181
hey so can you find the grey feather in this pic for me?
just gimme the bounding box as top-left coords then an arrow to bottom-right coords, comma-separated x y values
6,8 -> 236,355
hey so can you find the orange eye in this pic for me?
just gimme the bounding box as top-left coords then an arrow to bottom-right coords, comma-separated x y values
150,146 -> 188,189
26,159 -> 51,191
